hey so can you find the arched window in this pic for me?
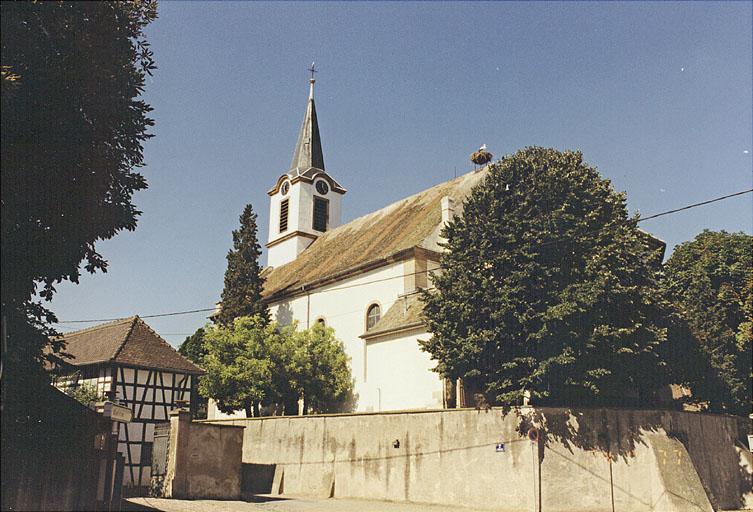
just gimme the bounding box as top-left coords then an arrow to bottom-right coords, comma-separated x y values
366,303 -> 381,330
316,317 -> 326,327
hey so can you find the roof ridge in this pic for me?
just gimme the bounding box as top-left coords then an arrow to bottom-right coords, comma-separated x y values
110,316 -> 139,361
134,317 -> 204,372
58,316 -> 136,339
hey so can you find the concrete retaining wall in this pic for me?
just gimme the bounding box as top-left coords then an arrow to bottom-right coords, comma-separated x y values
206,408 -> 752,511
165,410 -> 243,499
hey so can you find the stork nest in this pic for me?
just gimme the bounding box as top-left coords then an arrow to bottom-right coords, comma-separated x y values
471,150 -> 493,165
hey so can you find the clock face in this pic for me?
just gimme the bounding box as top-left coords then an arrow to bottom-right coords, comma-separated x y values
281,181 -> 290,195
315,180 -> 329,195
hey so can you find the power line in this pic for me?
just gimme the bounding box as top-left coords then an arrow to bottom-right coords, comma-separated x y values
56,307 -> 216,324
539,188 -> 753,248
53,188 -> 752,325
637,189 -> 752,222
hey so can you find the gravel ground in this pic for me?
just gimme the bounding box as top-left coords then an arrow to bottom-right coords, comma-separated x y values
125,495 -> 492,512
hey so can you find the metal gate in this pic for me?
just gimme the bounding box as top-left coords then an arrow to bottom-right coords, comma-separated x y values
149,422 -> 171,497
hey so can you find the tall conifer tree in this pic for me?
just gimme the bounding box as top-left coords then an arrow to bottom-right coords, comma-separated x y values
218,204 -> 269,326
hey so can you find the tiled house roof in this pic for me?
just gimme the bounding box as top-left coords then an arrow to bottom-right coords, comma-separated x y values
262,168 -> 489,300
56,317 -> 203,374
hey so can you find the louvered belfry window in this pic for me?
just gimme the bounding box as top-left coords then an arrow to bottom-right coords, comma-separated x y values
313,196 -> 328,232
279,199 -> 289,233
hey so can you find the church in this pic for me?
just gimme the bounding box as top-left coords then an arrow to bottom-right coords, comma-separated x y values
211,74 -> 491,417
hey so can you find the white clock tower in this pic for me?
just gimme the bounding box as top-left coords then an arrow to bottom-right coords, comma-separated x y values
266,68 -> 346,268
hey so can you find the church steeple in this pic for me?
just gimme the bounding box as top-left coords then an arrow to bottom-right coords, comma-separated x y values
290,63 -> 325,173
266,65 -> 346,269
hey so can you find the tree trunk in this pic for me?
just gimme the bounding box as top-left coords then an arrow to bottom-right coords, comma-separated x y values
244,401 -> 253,419
253,401 -> 260,417
302,397 -> 309,415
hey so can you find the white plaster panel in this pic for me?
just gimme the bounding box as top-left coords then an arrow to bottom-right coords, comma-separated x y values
127,423 -> 143,442
139,404 -> 153,419
144,423 -> 155,442
364,331 -> 443,411
207,399 -> 247,420
268,237 -> 301,268
136,370 -> 151,385
121,368 -> 135,383
130,444 -> 141,464
162,372 -> 174,388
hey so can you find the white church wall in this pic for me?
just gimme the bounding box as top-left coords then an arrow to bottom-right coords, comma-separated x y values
210,256 -> 441,418
268,236 -> 302,268
269,261 -> 407,412
363,329 -> 443,412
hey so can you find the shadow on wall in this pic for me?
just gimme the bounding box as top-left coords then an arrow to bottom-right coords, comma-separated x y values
242,463 -> 276,495
512,407 -> 752,511
275,302 -> 294,326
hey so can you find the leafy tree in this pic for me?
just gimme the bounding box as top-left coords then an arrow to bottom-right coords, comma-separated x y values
217,205 -> 269,327
179,327 -> 208,364
65,382 -> 103,409
199,316 -> 273,418
199,317 -> 356,417
662,230 -> 752,415
263,322 -> 305,415
280,323 -> 356,414
1,1 -> 157,393
421,147 -> 669,407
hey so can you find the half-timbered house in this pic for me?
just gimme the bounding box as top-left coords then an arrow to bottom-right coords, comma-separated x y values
53,316 -> 203,494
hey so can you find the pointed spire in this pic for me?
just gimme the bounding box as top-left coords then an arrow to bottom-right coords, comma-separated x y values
290,63 -> 325,173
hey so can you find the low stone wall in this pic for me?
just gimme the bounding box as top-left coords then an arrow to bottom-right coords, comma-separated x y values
205,408 -> 752,512
165,410 -> 244,499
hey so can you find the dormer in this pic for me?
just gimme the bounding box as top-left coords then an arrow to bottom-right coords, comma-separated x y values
266,72 -> 346,268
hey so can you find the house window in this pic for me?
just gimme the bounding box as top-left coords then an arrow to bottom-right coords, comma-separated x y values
279,199 -> 289,233
366,304 -> 381,330
313,196 -> 328,232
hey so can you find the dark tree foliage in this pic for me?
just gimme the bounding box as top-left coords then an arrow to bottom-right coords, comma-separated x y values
217,204 -> 269,326
178,327 -> 207,364
662,230 -> 752,415
0,2 -> 157,394
178,327 -> 208,419
421,147 -> 670,407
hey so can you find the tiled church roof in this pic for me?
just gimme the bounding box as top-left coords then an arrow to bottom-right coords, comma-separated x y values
55,316 -> 203,374
262,168 -> 489,300
360,293 -> 426,340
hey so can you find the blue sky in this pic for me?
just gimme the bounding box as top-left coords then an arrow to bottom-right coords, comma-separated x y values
51,1 -> 752,345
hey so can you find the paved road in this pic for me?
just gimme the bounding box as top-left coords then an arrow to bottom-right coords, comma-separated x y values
125,495 -> 488,512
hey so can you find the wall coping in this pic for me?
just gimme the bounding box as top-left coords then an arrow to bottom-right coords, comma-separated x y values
198,406 -> 749,423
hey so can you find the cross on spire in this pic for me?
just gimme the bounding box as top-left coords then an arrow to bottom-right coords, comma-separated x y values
309,62 -> 317,81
